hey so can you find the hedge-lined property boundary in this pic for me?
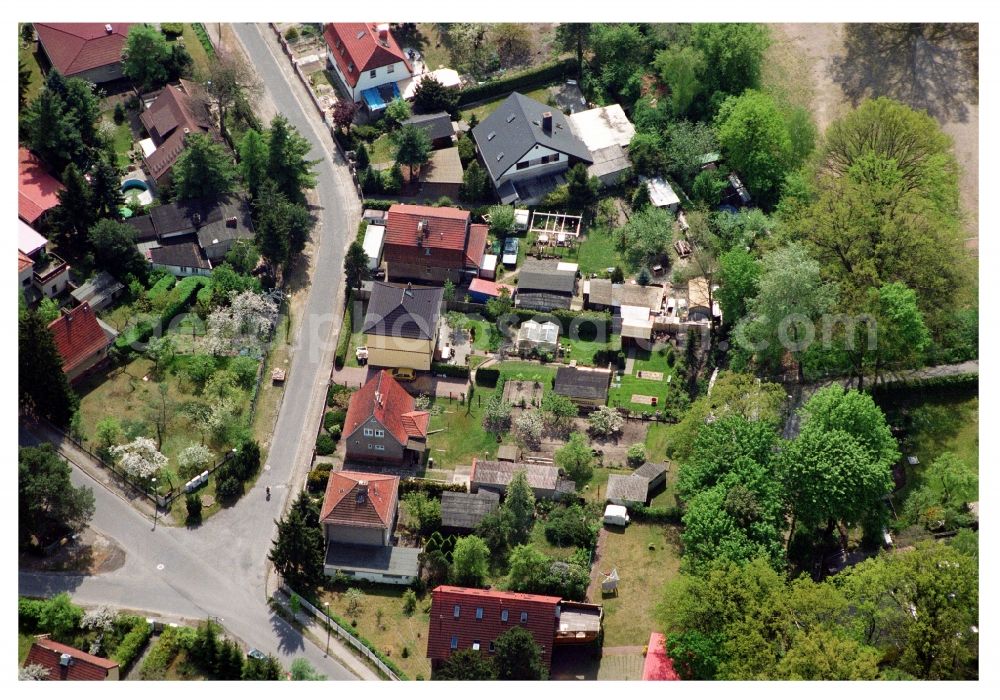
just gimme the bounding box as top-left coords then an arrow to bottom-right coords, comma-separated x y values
871,371 -> 978,399
334,291 -> 355,369
456,58 -> 579,106
431,362 -> 470,379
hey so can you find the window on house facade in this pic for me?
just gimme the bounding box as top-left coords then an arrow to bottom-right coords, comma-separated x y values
374,429 -> 385,438
387,64 -> 394,73
425,247 -> 431,256
475,607 -> 483,620
364,428 -> 374,437
453,605 -> 461,618
520,612 -> 528,623
488,641 -> 496,653
51,285 -> 57,294
450,636 -> 458,650
472,640 -> 480,651
374,445 -> 385,451
501,609 -> 508,622
370,69 -> 377,78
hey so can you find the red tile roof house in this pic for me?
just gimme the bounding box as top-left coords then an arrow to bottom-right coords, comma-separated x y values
18,147 -> 64,227
24,637 -> 120,680
323,23 -> 413,106
642,632 -> 680,680
344,370 -> 429,468
320,471 -> 421,585
33,23 -> 132,84
426,586 -> 603,674
139,80 -> 215,187
48,303 -> 114,383
383,204 -> 489,284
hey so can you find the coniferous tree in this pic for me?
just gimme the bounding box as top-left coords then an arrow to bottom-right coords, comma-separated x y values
173,133 -> 237,202
19,309 -> 78,427
266,115 -> 317,204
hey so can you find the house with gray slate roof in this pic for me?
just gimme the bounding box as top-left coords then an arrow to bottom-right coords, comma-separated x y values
472,92 -> 592,205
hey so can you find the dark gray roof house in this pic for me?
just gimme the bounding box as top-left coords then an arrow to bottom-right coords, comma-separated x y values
402,111 -> 455,148
606,461 -> 668,507
516,260 -> 577,311
148,241 -> 212,274
70,271 -> 124,311
472,92 -> 592,204
554,366 -> 612,407
127,196 -> 254,262
362,281 -> 444,340
440,490 -> 500,532
471,458 -> 575,499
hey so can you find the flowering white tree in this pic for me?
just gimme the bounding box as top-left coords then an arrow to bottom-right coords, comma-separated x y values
19,664 -> 50,680
513,411 -> 544,450
178,444 -> 214,479
110,437 -> 168,479
205,290 -> 277,355
588,405 -> 624,438
81,604 -> 119,655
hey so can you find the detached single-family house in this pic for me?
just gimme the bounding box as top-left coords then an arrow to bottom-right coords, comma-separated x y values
128,196 -> 254,263
515,260 -> 577,311
33,23 -> 132,84
139,80 -> 214,187
323,23 -> 413,108
24,638 -> 120,680
382,204 -> 488,284
470,459 -> 575,500
148,241 -> 212,277
343,369 -> 429,467
19,220 -> 70,302
426,586 -> 602,672
401,111 -> 455,150
553,366 -> 612,409
362,281 -> 444,370
440,490 -> 500,533
320,470 -> 421,585
472,92 -> 592,205
18,147 -> 64,226
566,103 -> 636,186
48,303 -> 114,383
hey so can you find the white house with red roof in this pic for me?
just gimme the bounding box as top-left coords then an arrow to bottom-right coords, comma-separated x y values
382,204 -> 488,284
319,470 -> 421,584
33,23 -> 132,84
323,23 -> 413,108
343,370 -> 429,467
18,147 -> 64,226
48,303 -> 114,383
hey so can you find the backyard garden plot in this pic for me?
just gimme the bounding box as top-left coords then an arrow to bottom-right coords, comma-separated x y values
593,522 -> 682,647
608,345 -> 684,416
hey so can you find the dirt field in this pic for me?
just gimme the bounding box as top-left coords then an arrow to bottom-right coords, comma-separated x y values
770,23 -> 979,250
20,528 -> 126,575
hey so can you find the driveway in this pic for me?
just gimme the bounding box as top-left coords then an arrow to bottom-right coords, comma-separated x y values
19,22 -> 366,680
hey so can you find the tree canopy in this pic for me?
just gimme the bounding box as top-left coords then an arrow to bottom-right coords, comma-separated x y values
19,445 -> 95,547
122,24 -> 171,90
173,133 -> 237,202
613,206 -> 675,272
19,308 -> 79,427
714,90 -> 793,204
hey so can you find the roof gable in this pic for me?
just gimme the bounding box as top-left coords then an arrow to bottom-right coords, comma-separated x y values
18,148 -> 64,224
34,23 -> 131,76
320,470 -> 399,529
471,92 -> 592,182
362,282 -> 443,340
323,23 -> 412,88
384,204 -> 470,252
344,370 -> 428,446
47,303 -> 111,375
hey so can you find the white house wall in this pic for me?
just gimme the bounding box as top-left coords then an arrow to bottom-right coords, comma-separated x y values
326,52 -> 411,102
496,145 -> 569,185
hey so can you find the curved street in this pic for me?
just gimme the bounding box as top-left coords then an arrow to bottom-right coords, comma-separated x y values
19,23 -> 363,680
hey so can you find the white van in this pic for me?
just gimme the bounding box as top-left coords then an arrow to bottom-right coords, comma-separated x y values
603,504 -> 630,527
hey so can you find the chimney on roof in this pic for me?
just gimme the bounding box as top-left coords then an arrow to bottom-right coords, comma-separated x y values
226,216 -> 238,227
404,281 -> 413,298
59,653 -> 73,667
377,23 -> 389,41
356,481 -> 369,504
105,24 -> 113,34
542,112 -> 553,133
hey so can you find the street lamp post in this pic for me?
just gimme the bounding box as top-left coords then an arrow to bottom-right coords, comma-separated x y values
151,477 -> 158,530
325,601 -> 331,657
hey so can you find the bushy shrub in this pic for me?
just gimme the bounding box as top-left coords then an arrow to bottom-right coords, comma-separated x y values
328,424 -> 342,441
230,356 -> 259,389
402,589 -> 418,616
284,26 -> 299,42
627,443 -> 647,468
18,597 -> 44,630
113,102 -> 126,125
307,467 -> 332,492
325,410 -> 347,430
353,125 -> 380,141
215,475 -> 243,503
161,23 -> 184,37
111,619 -> 152,670
544,505 -> 598,549
186,493 -> 203,522
316,434 -> 335,455
475,367 -> 500,387
139,626 -> 184,679
327,382 -> 353,408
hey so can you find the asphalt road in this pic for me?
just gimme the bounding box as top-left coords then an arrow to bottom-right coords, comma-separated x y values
19,23 -> 362,679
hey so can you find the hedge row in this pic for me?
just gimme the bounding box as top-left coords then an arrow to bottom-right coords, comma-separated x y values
871,372 -> 978,401
115,277 -> 208,351
362,198 -> 398,211
629,503 -> 683,524
431,362 -> 470,378
334,291 -> 355,369
399,477 -> 468,498
111,618 -> 152,671
139,625 -> 189,680
191,23 -> 216,58
456,58 -> 579,106
475,366 -> 500,387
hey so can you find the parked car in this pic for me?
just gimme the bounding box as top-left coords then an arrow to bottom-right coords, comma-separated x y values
502,237 -> 519,267
389,367 -> 415,381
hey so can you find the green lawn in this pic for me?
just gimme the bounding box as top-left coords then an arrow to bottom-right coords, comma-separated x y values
561,333 -> 618,365
19,39 -> 45,106
319,582 -> 432,680
369,133 -> 396,166
496,361 -> 558,385
426,392 -> 502,470
461,86 -> 553,124
414,24 -> 452,73
644,422 -> 671,461
19,632 -> 35,665
102,109 -> 134,170
346,331 -> 368,368
608,345 -> 683,415
180,24 -> 213,77
576,226 -> 623,275
598,523 -> 682,646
